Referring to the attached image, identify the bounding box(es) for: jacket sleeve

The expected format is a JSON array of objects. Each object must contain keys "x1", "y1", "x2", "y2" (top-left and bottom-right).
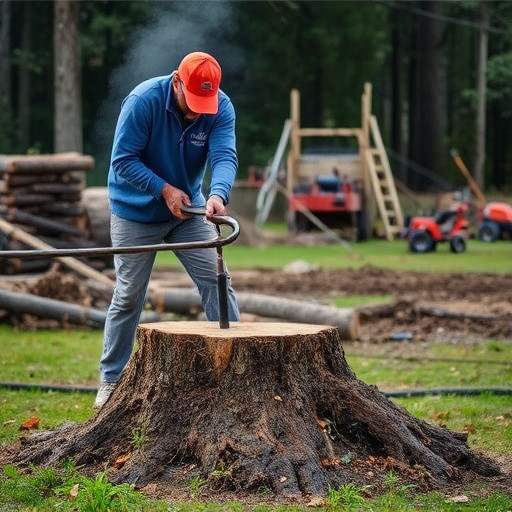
[
  {"x1": 207, "y1": 98, "x2": 238, "y2": 204},
  {"x1": 110, "y1": 95, "x2": 166, "y2": 199}
]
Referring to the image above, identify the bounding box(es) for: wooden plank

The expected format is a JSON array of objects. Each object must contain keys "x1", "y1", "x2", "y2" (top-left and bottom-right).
[
  {"x1": 0, "y1": 193, "x2": 55, "y2": 206},
  {"x1": 31, "y1": 182, "x2": 82, "y2": 194},
  {"x1": 297, "y1": 128, "x2": 361, "y2": 138}
]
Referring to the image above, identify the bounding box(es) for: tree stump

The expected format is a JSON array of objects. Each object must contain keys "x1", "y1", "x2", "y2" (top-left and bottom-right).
[{"x1": 3, "y1": 322, "x2": 500, "y2": 499}]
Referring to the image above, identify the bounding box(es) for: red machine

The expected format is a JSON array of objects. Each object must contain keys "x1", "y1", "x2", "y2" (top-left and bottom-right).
[
  {"x1": 405, "y1": 203, "x2": 469, "y2": 253},
  {"x1": 287, "y1": 173, "x2": 365, "y2": 239},
  {"x1": 478, "y1": 202, "x2": 512, "y2": 242}
]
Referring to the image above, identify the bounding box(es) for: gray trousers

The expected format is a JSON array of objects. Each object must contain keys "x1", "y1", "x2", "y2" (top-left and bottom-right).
[{"x1": 100, "y1": 213, "x2": 240, "y2": 382}]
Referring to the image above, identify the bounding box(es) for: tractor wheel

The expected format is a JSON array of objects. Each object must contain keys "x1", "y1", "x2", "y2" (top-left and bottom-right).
[
  {"x1": 409, "y1": 230, "x2": 434, "y2": 253},
  {"x1": 478, "y1": 221, "x2": 500, "y2": 243},
  {"x1": 450, "y1": 235, "x2": 466, "y2": 253},
  {"x1": 356, "y1": 211, "x2": 368, "y2": 242},
  {"x1": 287, "y1": 211, "x2": 309, "y2": 233}
]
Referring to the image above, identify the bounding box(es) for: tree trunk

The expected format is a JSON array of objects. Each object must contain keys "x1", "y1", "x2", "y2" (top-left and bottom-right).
[
  {"x1": 409, "y1": 1, "x2": 446, "y2": 189},
  {"x1": 2, "y1": 322, "x2": 499, "y2": 499},
  {"x1": 54, "y1": 0, "x2": 83, "y2": 182},
  {"x1": 473, "y1": 2, "x2": 488, "y2": 189},
  {"x1": 18, "y1": 1, "x2": 31, "y2": 151},
  {"x1": 0, "y1": 0, "x2": 12, "y2": 151}
]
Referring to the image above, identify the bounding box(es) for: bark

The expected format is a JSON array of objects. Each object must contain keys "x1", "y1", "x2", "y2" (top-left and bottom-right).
[
  {"x1": 53, "y1": 0, "x2": 82, "y2": 154},
  {"x1": 0, "y1": 154, "x2": 94, "y2": 173},
  {"x1": 473, "y1": 2, "x2": 488, "y2": 189},
  {"x1": 408, "y1": 1, "x2": 446, "y2": 189},
  {"x1": 0, "y1": 216, "x2": 114, "y2": 288},
  {"x1": 0, "y1": 288, "x2": 105, "y2": 327},
  {"x1": 149, "y1": 288, "x2": 360, "y2": 340},
  {"x1": 0, "y1": 0, "x2": 12, "y2": 146},
  {"x1": 2, "y1": 322, "x2": 499, "y2": 498},
  {"x1": 3, "y1": 210, "x2": 85, "y2": 237},
  {"x1": 18, "y1": 1, "x2": 32, "y2": 151}
]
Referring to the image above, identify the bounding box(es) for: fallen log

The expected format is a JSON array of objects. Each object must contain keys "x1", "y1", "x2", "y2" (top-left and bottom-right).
[
  {"x1": 6, "y1": 258, "x2": 53, "y2": 274},
  {"x1": 0, "y1": 288, "x2": 105, "y2": 326},
  {"x1": 5, "y1": 173, "x2": 59, "y2": 187},
  {"x1": 0, "y1": 217, "x2": 114, "y2": 288},
  {"x1": 0, "y1": 193, "x2": 55, "y2": 207},
  {"x1": 3, "y1": 208, "x2": 85, "y2": 237},
  {"x1": 414, "y1": 305, "x2": 502, "y2": 321},
  {"x1": 0, "y1": 153, "x2": 94, "y2": 173},
  {"x1": 41, "y1": 202, "x2": 86, "y2": 216},
  {"x1": 149, "y1": 288, "x2": 359, "y2": 340},
  {"x1": 0, "y1": 288, "x2": 161, "y2": 327},
  {"x1": 30, "y1": 182, "x2": 83, "y2": 194}
]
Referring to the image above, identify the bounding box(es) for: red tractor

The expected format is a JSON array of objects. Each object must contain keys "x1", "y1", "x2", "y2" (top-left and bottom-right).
[
  {"x1": 477, "y1": 202, "x2": 512, "y2": 242},
  {"x1": 405, "y1": 203, "x2": 469, "y2": 253},
  {"x1": 287, "y1": 172, "x2": 366, "y2": 240}
]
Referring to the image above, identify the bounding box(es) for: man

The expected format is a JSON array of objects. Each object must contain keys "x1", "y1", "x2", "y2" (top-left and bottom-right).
[{"x1": 95, "y1": 51, "x2": 240, "y2": 409}]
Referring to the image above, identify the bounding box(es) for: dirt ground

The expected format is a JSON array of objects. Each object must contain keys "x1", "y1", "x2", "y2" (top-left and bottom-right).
[
  {"x1": 228, "y1": 265, "x2": 512, "y2": 343},
  {"x1": 1, "y1": 266, "x2": 511, "y2": 502},
  {"x1": 1, "y1": 265, "x2": 512, "y2": 343}
]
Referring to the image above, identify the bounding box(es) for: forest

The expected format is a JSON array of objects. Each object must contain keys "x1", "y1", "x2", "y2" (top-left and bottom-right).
[{"x1": 1, "y1": 0, "x2": 511, "y2": 192}]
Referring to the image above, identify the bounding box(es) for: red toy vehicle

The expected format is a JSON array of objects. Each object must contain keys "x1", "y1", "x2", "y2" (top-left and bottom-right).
[
  {"x1": 405, "y1": 203, "x2": 469, "y2": 253},
  {"x1": 478, "y1": 202, "x2": 512, "y2": 242}
]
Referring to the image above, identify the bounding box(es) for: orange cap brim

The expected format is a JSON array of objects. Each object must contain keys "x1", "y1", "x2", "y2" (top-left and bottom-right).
[{"x1": 182, "y1": 85, "x2": 219, "y2": 115}]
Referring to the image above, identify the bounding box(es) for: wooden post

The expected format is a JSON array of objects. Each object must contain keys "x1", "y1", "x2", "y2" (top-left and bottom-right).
[
  {"x1": 360, "y1": 83, "x2": 376, "y2": 236},
  {"x1": 288, "y1": 89, "x2": 301, "y2": 194}
]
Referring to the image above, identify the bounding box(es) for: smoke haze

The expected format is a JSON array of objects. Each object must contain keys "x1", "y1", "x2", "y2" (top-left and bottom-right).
[{"x1": 92, "y1": 1, "x2": 240, "y2": 181}]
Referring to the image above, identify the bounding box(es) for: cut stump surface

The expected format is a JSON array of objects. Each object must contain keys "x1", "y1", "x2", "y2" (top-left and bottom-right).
[{"x1": 2, "y1": 322, "x2": 500, "y2": 499}]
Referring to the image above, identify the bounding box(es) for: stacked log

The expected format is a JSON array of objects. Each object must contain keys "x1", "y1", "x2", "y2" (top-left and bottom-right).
[{"x1": 0, "y1": 153, "x2": 98, "y2": 274}]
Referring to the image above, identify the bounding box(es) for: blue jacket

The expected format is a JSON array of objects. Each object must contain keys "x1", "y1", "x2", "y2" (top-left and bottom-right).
[{"x1": 108, "y1": 73, "x2": 238, "y2": 222}]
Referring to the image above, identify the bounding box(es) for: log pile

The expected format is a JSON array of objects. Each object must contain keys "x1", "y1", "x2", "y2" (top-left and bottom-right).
[{"x1": 0, "y1": 153, "x2": 98, "y2": 274}]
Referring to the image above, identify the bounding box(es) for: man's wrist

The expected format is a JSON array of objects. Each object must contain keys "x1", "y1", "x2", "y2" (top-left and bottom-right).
[{"x1": 208, "y1": 194, "x2": 226, "y2": 205}]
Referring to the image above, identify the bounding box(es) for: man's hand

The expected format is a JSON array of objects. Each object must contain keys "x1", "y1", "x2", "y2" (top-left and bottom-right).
[
  {"x1": 206, "y1": 195, "x2": 225, "y2": 218},
  {"x1": 161, "y1": 183, "x2": 190, "y2": 219}
]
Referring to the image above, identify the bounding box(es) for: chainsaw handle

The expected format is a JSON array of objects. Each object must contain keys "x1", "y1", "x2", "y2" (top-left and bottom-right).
[{"x1": 0, "y1": 212, "x2": 239, "y2": 259}]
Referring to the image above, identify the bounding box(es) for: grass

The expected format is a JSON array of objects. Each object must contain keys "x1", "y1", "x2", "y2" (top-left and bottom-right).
[
  {"x1": 0, "y1": 325, "x2": 102, "y2": 385},
  {"x1": 0, "y1": 326, "x2": 511, "y2": 510},
  {"x1": 1, "y1": 464, "x2": 511, "y2": 511},
  {"x1": 1, "y1": 237, "x2": 512, "y2": 510},
  {"x1": 155, "y1": 239, "x2": 512, "y2": 273},
  {"x1": 345, "y1": 340, "x2": 512, "y2": 390}
]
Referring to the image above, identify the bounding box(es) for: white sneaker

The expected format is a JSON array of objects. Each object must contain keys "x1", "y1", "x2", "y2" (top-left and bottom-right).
[{"x1": 94, "y1": 381, "x2": 117, "y2": 409}]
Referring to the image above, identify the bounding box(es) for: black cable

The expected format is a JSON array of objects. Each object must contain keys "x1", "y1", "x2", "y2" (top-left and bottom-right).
[
  {"x1": 0, "y1": 381, "x2": 510, "y2": 398},
  {"x1": 385, "y1": 387, "x2": 512, "y2": 398},
  {"x1": 347, "y1": 354, "x2": 511, "y2": 366}
]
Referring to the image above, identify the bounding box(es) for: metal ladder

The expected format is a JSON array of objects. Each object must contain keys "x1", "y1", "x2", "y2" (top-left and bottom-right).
[{"x1": 365, "y1": 115, "x2": 404, "y2": 240}]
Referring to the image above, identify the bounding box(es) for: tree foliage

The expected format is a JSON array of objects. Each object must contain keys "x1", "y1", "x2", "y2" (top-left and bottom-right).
[{"x1": 1, "y1": 0, "x2": 512, "y2": 191}]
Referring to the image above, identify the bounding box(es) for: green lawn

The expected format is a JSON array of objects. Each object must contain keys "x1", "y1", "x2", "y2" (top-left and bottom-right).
[
  {"x1": 156, "y1": 239, "x2": 512, "y2": 273},
  {"x1": 1, "y1": 237, "x2": 512, "y2": 510}
]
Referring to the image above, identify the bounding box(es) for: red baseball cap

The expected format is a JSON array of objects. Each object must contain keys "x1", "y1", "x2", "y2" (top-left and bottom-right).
[{"x1": 178, "y1": 52, "x2": 222, "y2": 115}]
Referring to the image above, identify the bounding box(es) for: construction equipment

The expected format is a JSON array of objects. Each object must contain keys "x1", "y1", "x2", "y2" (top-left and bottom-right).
[
  {"x1": 478, "y1": 202, "x2": 512, "y2": 242},
  {"x1": 404, "y1": 203, "x2": 470, "y2": 253},
  {"x1": 256, "y1": 83, "x2": 403, "y2": 241}
]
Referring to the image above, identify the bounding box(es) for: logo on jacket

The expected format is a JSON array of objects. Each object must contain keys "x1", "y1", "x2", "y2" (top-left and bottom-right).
[{"x1": 190, "y1": 132, "x2": 207, "y2": 147}]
